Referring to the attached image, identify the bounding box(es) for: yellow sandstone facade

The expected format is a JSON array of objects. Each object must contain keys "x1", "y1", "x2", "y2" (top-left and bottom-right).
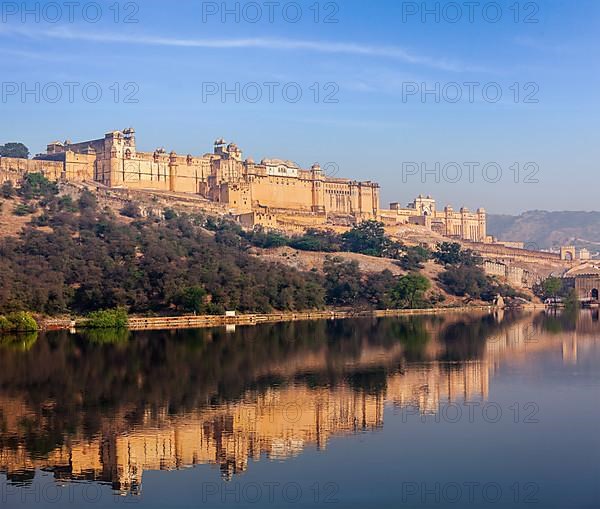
[
  {"x1": 382, "y1": 194, "x2": 487, "y2": 242},
  {"x1": 0, "y1": 128, "x2": 487, "y2": 241}
]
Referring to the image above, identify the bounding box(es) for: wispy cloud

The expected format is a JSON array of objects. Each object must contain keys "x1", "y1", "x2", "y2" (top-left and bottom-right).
[{"x1": 0, "y1": 25, "x2": 492, "y2": 73}]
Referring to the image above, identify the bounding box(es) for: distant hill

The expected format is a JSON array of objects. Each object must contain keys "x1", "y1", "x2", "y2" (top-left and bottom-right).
[{"x1": 488, "y1": 211, "x2": 600, "y2": 251}]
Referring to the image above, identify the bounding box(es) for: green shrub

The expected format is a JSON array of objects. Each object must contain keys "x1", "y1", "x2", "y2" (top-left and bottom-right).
[
  {"x1": 533, "y1": 276, "x2": 568, "y2": 301},
  {"x1": 341, "y1": 220, "x2": 403, "y2": 258},
  {"x1": 244, "y1": 226, "x2": 289, "y2": 248},
  {"x1": 1, "y1": 181, "x2": 15, "y2": 199},
  {"x1": 78, "y1": 190, "x2": 98, "y2": 210},
  {"x1": 0, "y1": 312, "x2": 38, "y2": 332},
  {"x1": 86, "y1": 308, "x2": 129, "y2": 329},
  {"x1": 398, "y1": 246, "x2": 431, "y2": 271},
  {"x1": 391, "y1": 273, "x2": 431, "y2": 309},
  {"x1": 175, "y1": 286, "x2": 208, "y2": 314},
  {"x1": 120, "y1": 201, "x2": 142, "y2": 218},
  {"x1": 289, "y1": 229, "x2": 343, "y2": 252},
  {"x1": 58, "y1": 195, "x2": 78, "y2": 212},
  {"x1": 19, "y1": 173, "x2": 58, "y2": 199},
  {"x1": 13, "y1": 203, "x2": 36, "y2": 216},
  {"x1": 163, "y1": 208, "x2": 178, "y2": 220}
]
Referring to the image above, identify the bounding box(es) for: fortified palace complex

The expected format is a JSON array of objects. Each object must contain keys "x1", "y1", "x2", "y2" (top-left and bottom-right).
[
  {"x1": 0, "y1": 128, "x2": 488, "y2": 242},
  {"x1": 1, "y1": 128, "x2": 597, "y2": 295}
]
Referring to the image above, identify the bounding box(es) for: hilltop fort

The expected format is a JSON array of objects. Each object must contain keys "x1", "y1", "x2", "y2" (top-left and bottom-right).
[
  {"x1": 0, "y1": 128, "x2": 488, "y2": 242},
  {"x1": 2, "y1": 128, "x2": 592, "y2": 291}
]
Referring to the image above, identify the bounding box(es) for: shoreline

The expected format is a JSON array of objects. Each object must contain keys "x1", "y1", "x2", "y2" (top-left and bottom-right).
[{"x1": 41, "y1": 304, "x2": 546, "y2": 333}]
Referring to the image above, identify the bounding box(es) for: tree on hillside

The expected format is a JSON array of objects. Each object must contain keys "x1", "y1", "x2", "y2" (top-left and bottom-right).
[
  {"x1": 398, "y1": 245, "x2": 431, "y2": 271},
  {"x1": 439, "y1": 265, "x2": 493, "y2": 300},
  {"x1": 323, "y1": 257, "x2": 362, "y2": 306},
  {"x1": 176, "y1": 286, "x2": 208, "y2": 314},
  {"x1": 120, "y1": 201, "x2": 142, "y2": 218},
  {"x1": 391, "y1": 273, "x2": 431, "y2": 309},
  {"x1": 0, "y1": 143, "x2": 29, "y2": 159},
  {"x1": 433, "y1": 242, "x2": 462, "y2": 265},
  {"x1": 1, "y1": 181, "x2": 15, "y2": 199},
  {"x1": 342, "y1": 220, "x2": 387, "y2": 256},
  {"x1": 78, "y1": 190, "x2": 98, "y2": 211},
  {"x1": 362, "y1": 270, "x2": 397, "y2": 309},
  {"x1": 289, "y1": 228, "x2": 343, "y2": 252},
  {"x1": 542, "y1": 277, "x2": 562, "y2": 299},
  {"x1": 18, "y1": 173, "x2": 58, "y2": 200},
  {"x1": 533, "y1": 276, "x2": 565, "y2": 301},
  {"x1": 341, "y1": 220, "x2": 403, "y2": 258},
  {"x1": 244, "y1": 225, "x2": 288, "y2": 248},
  {"x1": 433, "y1": 242, "x2": 481, "y2": 266},
  {"x1": 433, "y1": 242, "x2": 498, "y2": 301}
]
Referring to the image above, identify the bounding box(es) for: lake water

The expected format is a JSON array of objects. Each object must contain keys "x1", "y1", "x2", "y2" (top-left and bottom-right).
[{"x1": 0, "y1": 310, "x2": 599, "y2": 508}]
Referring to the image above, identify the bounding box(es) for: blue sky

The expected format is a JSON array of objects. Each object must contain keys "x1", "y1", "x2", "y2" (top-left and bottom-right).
[{"x1": 1, "y1": 0, "x2": 599, "y2": 214}]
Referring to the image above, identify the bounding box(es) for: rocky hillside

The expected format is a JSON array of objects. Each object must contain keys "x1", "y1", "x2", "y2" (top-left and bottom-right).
[{"x1": 488, "y1": 211, "x2": 600, "y2": 251}]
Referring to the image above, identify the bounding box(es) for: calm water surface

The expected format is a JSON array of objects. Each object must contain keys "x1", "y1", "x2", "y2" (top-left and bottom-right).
[{"x1": 0, "y1": 310, "x2": 599, "y2": 508}]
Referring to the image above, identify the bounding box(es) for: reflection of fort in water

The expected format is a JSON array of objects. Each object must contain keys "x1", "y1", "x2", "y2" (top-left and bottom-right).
[{"x1": 0, "y1": 311, "x2": 597, "y2": 493}]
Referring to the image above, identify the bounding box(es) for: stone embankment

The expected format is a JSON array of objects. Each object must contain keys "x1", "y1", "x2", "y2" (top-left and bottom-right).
[{"x1": 37, "y1": 305, "x2": 543, "y2": 332}]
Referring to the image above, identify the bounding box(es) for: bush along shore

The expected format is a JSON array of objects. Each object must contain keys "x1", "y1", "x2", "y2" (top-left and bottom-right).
[
  {"x1": 0, "y1": 312, "x2": 38, "y2": 332},
  {"x1": 0, "y1": 312, "x2": 39, "y2": 351}
]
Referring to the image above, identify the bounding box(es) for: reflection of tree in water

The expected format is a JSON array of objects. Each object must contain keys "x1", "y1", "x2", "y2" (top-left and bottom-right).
[
  {"x1": 80, "y1": 328, "x2": 131, "y2": 345},
  {"x1": 533, "y1": 308, "x2": 579, "y2": 334},
  {"x1": 346, "y1": 368, "x2": 388, "y2": 396},
  {"x1": 386, "y1": 318, "x2": 431, "y2": 362},
  {"x1": 0, "y1": 313, "x2": 535, "y2": 464},
  {"x1": 0, "y1": 332, "x2": 38, "y2": 352},
  {"x1": 14, "y1": 415, "x2": 65, "y2": 460},
  {"x1": 439, "y1": 311, "x2": 523, "y2": 362}
]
